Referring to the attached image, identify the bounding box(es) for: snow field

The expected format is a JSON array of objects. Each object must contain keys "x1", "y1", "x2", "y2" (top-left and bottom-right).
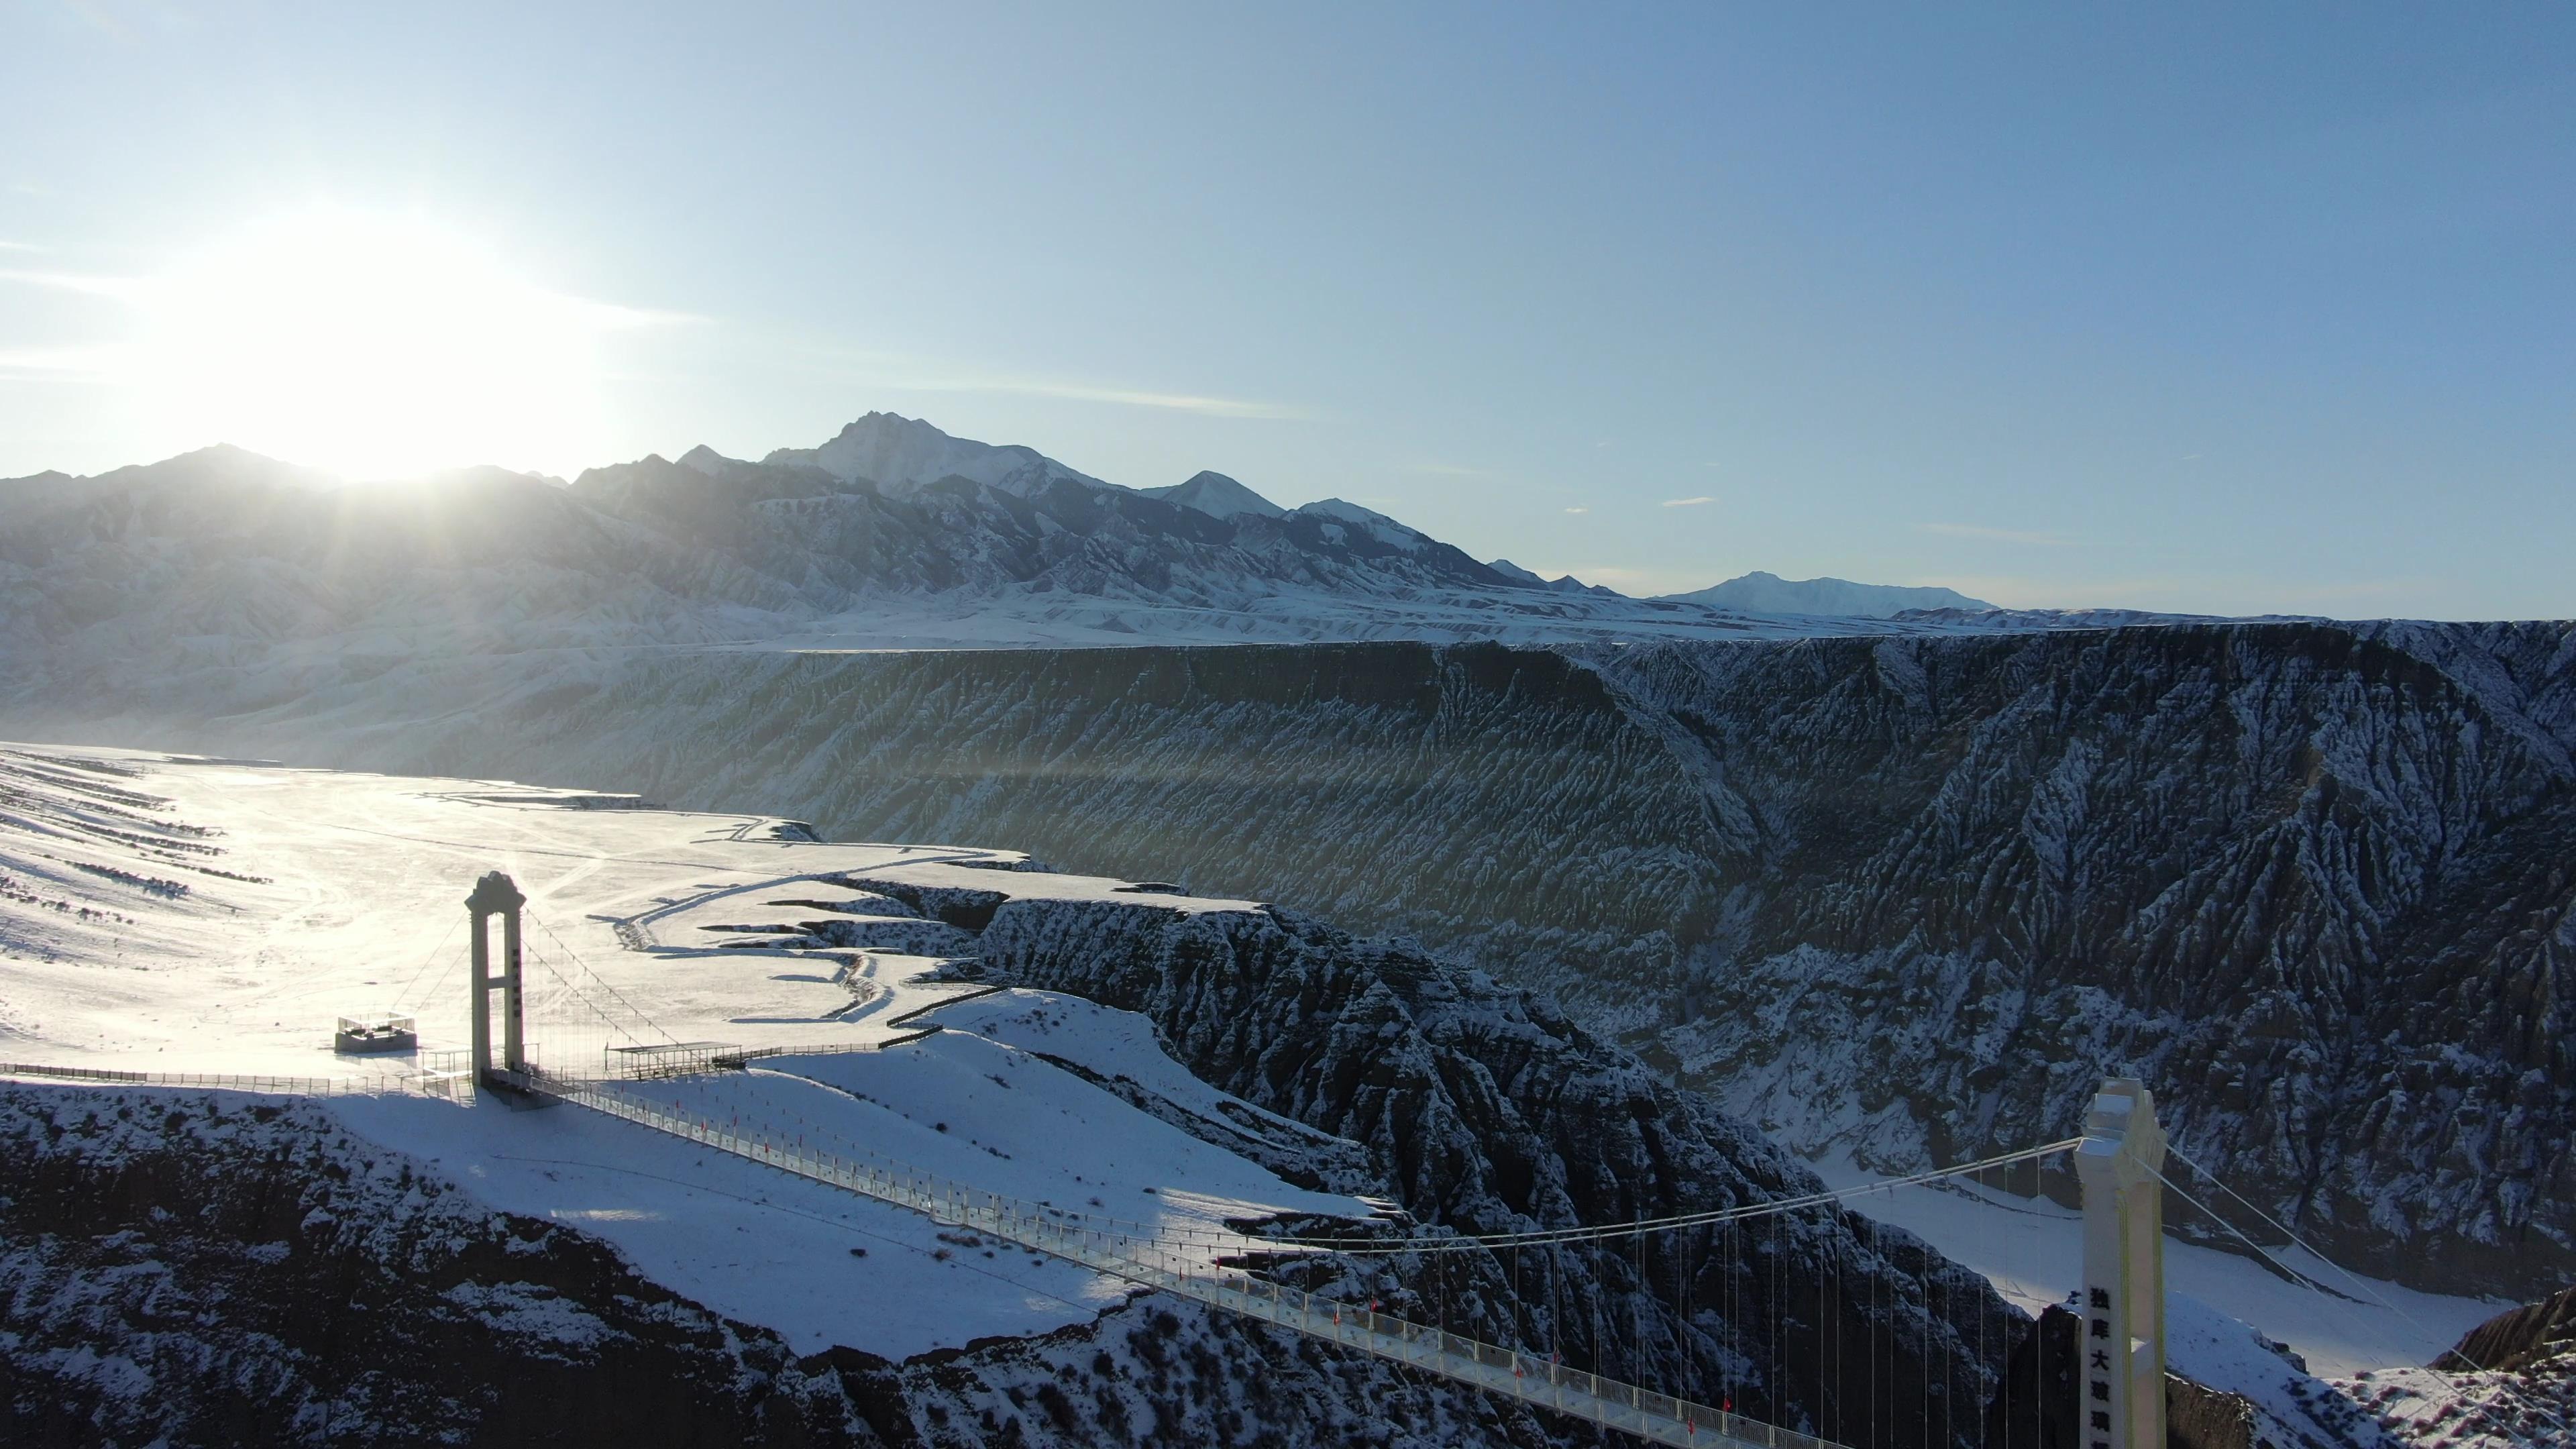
[
  {"x1": 3, "y1": 744, "x2": 1383, "y2": 1360},
  {"x1": 1811, "y1": 1150, "x2": 2514, "y2": 1446}
]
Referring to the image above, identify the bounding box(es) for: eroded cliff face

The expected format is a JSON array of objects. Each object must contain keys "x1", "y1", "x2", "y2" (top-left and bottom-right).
[
  {"x1": 1591, "y1": 625, "x2": 2575, "y2": 1299},
  {"x1": 15, "y1": 624, "x2": 2571, "y2": 1297},
  {"x1": 947, "y1": 892, "x2": 2023, "y2": 1446}
]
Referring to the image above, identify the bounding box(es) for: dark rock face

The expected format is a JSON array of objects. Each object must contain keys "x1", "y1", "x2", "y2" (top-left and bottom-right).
[
  {"x1": 2352, "y1": 1283, "x2": 2576, "y2": 1449},
  {"x1": 2163, "y1": 1376, "x2": 2261, "y2": 1449},
  {"x1": 2437, "y1": 1286, "x2": 2576, "y2": 1375},
  {"x1": 13, "y1": 624, "x2": 2569, "y2": 1299}
]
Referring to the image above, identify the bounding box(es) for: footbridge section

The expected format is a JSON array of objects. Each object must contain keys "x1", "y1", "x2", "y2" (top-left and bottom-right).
[{"x1": 504, "y1": 1067, "x2": 1846, "y2": 1449}]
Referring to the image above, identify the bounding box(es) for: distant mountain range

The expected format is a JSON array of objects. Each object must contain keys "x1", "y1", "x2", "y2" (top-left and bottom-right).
[
  {"x1": 1660, "y1": 571, "x2": 1996, "y2": 618},
  {"x1": 3, "y1": 411, "x2": 2171, "y2": 708}
]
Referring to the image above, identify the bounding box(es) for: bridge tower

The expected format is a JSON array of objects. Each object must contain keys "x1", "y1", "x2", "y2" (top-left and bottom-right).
[
  {"x1": 2074, "y1": 1079, "x2": 2167, "y2": 1449},
  {"x1": 464, "y1": 871, "x2": 528, "y2": 1086}
]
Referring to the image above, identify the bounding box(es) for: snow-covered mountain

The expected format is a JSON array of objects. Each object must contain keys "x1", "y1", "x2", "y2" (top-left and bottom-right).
[
  {"x1": 1140, "y1": 468, "x2": 1286, "y2": 519},
  {"x1": 761, "y1": 409, "x2": 1115, "y2": 496},
  {"x1": 1663, "y1": 571, "x2": 1997, "y2": 617},
  {"x1": 0, "y1": 417, "x2": 2084, "y2": 688}
]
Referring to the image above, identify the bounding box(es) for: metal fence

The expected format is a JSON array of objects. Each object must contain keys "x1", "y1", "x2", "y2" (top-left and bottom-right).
[{"x1": 0, "y1": 1060, "x2": 458, "y2": 1097}]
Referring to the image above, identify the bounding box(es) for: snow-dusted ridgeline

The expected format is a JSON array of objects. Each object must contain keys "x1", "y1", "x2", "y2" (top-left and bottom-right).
[{"x1": 0, "y1": 415, "x2": 2219, "y2": 696}]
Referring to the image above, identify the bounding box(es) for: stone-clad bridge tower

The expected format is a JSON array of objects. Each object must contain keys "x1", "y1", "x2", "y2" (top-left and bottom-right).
[
  {"x1": 2075, "y1": 1079, "x2": 2168, "y2": 1449},
  {"x1": 465, "y1": 871, "x2": 527, "y2": 1086}
]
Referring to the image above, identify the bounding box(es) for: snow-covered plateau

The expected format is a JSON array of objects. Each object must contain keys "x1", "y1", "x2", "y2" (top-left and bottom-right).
[{"x1": 1, "y1": 745, "x2": 2562, "y2": 1448}]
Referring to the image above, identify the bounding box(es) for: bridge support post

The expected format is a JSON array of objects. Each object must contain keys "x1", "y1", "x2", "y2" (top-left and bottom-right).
[
  {"x1": 465, "y1": 871, "x2": 527, "y2": 1087},
  {"x1": 2074, "y1": 1079, "x2": 2167, "y2": 1449}
]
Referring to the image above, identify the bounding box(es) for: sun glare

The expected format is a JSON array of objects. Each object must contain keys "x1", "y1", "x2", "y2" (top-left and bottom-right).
[{"x1": 138, "y1": 211, "x2": 617, "y2": 479}]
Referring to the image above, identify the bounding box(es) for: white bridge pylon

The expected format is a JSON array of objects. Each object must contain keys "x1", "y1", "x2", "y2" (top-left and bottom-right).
[
  {"x1": 464, "y1": 869, "x2": 527, "y2": 1084},
  {"x1": 462, "y1": 873, "x2": 2167, "y2": 1448},
  {"x1": 2075, "y1": 1081, "x2": 2167, "y2": 1449}
]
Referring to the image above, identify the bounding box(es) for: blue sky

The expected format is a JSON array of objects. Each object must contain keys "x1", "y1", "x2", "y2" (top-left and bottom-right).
[{"x1": 3, "y1": 3, "x2": 2569, "y2": 616}]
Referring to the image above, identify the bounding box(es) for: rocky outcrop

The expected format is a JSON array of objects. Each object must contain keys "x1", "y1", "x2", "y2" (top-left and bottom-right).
[
  {"x1": 2343, "y1": 1283, "x2": 2576, "y2": 1449},
  {"x1": 2436, "y1": 1287, "x2": 2576, "y2": 1376}
]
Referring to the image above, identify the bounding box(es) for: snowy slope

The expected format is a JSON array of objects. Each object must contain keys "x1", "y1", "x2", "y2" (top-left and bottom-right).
[
  {"x1": 0, "y1": 743, "x2": 1376, "y2": 1362},
  {"x1": 1809, "y1": 1155, "x2": 2500, "y2": 1379}
]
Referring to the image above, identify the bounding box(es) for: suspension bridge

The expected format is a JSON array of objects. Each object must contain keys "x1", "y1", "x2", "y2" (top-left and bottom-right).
[{"x1": 415, "y1": 870, "x2": 2280, "y2": 1448}]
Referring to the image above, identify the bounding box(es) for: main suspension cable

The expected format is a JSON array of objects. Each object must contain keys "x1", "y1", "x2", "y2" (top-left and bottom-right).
[{"x1": 1253, "y1": 1138, "x2": 2087, "y2": 1256}]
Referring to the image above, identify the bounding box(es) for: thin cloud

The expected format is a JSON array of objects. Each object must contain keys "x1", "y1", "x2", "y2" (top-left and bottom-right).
[
  {"x1": 796, "y1": 338, "x2": 1312, "y2": 421},
  {"x1": 910, "y1": 375, "x2": 1310, "y2": 420},
  {"x1": 576, "y1": 298, "x2": 707, "y2": 329},
  {"x1": 1, "y1": 259, "x2": 690, "y2": 330},
  {"x1": 0, "y1": 344, "x2": 119, "y2": 374},
  {"x1": 1660, "y1": 495, "x2": 1715, "y2": 508},
  {"x1": 1562, "y1": 506, "x2": 1589, "y2": 515},
  {"x1": 0, "y1": 240, "x2": 40, "y2": 253},
  {"x1": 1407, "y1": 462, "x2": 1487, "y2": 477},
  {"x1": 0, "y1": 267, "x2": 142, "y2": 299},
  {"x1": 1917, "y1": 521, "x2": 2078, "y2": 547}
]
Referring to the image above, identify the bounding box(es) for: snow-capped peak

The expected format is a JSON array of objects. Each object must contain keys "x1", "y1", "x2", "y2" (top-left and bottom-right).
[
  {"x1": 678, "y1": 444, "x2": 735, "y2": 476},
  {"x1": 1294, "y1": 498, "x2": 1432, "y2": 553},
  {"x1": 1142, "y1": 470, "x2": 1285, "y2": 521},
  {"x1": 763, "y1": 411, "x2": 1109, "y2": 497}
]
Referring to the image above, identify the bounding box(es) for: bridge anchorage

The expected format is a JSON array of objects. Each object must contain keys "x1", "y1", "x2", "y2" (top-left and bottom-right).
[{"x1": 458, "y1": 872, "x2": 2169, "y2": 1449}]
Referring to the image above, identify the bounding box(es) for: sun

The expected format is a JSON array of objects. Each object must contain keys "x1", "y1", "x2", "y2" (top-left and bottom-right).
[{"x1": 138, "y1": 211, "x2": 617, "y2": 480}]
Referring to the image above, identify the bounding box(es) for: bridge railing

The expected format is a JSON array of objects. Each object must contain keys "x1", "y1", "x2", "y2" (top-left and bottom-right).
[
  {"x1": 513, "y1": 1069, "x2": 1841, "y2": 1449},
  {"x1": 0, "y1": 1060, "x2": 450, "y2": 1096}
]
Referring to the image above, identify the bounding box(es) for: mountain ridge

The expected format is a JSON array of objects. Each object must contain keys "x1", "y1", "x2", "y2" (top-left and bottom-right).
[
  {"x1": 0, "y1": 415, "x2": 2023, "y2": 635},
  {"x1": 1662, "y1": 570, "x2": 1996, "y2": 617}
]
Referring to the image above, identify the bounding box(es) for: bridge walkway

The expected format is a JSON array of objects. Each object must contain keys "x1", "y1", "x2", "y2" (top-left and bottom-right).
[{"x1": 505, "y1": 1068, "x2": 1847, "y2": 1449}]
